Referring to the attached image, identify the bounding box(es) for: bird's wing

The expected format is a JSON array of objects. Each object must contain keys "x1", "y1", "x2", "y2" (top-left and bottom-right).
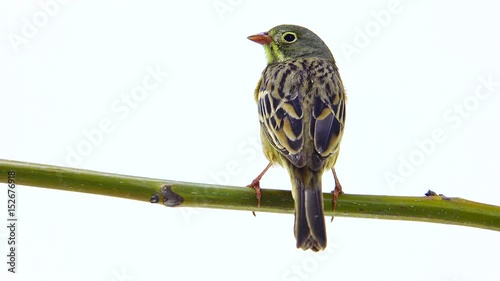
[
  {"x1": 257, "y1": 59, "x2": 346, "y2": 170},
  {"x1": 309, "y1": 66, "x2": 346, "y2": 170}
]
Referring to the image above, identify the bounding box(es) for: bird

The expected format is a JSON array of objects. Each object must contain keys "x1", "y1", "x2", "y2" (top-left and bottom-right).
[{"x1": 247, "y1": 24, "x2": 346, "y2": 252}]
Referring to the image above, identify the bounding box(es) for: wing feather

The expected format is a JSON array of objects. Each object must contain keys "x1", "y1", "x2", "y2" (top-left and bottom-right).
[{"x1": 257, "y1": 58, "x2": 345, "y2": 170}]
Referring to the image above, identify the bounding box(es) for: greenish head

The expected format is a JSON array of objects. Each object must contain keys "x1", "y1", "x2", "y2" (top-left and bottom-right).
[{"x1": 248, "y1": 24, "x2": 334, "y2": 64}]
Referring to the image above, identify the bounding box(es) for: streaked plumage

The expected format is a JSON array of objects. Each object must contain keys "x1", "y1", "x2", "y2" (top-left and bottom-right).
[{"x1": 248, "y1": 25, "x2": 346, "y2": 251}]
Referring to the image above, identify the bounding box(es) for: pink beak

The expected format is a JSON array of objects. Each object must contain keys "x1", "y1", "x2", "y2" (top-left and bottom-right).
[{"x1": 247, "y1": 32, "x2": 272, "y2": 45}]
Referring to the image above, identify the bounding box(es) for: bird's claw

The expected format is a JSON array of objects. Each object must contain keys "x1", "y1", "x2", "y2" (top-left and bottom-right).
[
  {"x1": 247, "y1": 180, "x2": 262, "y2": 208},
  {"x1": 330, "y1": 183, "x2": 343, "y2": 222}
]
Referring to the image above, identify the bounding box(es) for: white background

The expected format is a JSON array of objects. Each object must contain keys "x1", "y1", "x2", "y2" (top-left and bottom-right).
[{"x1": 1, "y1": 0, "x2": 500, "y2": 280}]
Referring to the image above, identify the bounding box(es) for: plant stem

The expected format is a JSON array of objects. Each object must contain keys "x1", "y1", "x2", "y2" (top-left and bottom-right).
[{"x1": 1, "y1": 159, "x2": 499, "y2": 231}]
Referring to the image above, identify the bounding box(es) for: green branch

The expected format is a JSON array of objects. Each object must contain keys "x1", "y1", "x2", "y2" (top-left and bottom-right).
[{"x1": 1, "y1": 159, "x2": 499, "y2": 231}]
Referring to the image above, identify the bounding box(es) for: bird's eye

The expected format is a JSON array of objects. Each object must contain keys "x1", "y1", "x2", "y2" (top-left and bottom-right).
[{"x1": 282, "y1": 32, "x2": 297, "y2": 43}]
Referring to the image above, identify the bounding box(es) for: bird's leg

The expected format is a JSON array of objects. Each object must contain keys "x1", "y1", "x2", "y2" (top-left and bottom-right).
[
  {"x1": 331, "y1": 167, "x2": 343, "y2": 222},
  {"x1": 247, "y1": 162, "x2": 272, "y2": 207}
]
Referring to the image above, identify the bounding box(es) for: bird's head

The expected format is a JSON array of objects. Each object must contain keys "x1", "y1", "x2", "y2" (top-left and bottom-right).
[{"x1": 248, "y1": 24, "x2": 334, "y2": 64}]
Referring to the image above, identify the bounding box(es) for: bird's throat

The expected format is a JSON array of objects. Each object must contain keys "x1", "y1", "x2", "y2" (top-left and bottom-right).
[{"x1": 264, "y1": 44, "x2": 285, "y2": 64}]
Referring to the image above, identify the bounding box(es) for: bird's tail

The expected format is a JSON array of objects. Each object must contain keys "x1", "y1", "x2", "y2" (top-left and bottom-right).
[{"x1": 290, "y1": 168, "x2": 327, "y2": 252}]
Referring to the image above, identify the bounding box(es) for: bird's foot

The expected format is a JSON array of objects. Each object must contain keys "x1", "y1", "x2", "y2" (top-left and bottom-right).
[
  {"x1": 330, "y1": 184, "x2": 343, "y2": 222},
  {"x1": 332, "y1": 183, "x2": 343, "y2": 210},
  {"x1": 247, "y1": 163, "x2": 272, "y2": 208},
  {"x1": 331, "y1": 168, "x2": 343, "y2": 222},
  {"x1": 247, "y1": 179, "x2": 262, "y2": 208}
]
